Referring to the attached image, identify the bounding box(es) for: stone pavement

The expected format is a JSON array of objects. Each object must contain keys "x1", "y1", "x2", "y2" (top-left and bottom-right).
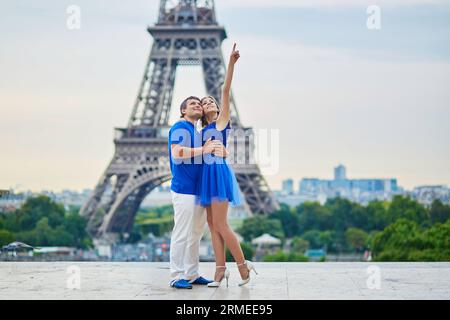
[{"x1": 0, "y1": 262, "x2": 449, "y2": 300}]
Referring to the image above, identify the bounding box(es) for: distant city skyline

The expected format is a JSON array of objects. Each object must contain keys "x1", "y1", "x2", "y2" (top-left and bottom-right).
[
  {"x1": 5, "y1": 163, "x2": 448, "y2": 195},
  {"x1": 276, "y1": 164, "x2": 449, "y2": 207},
  {"x1": 2, "y1": 170, "x2": 447, "y2": 212},
  {"x1": 1, "y1": 1, "x2": 449, "y2": 192}
]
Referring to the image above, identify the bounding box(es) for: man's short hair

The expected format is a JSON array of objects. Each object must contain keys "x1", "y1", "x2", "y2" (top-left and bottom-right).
[{"x1": 180, "y1": 96, "x2": 201, "y2": 118}]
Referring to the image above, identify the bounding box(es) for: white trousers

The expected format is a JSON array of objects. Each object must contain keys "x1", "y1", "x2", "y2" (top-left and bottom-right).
[{"x1": 169, "y1": 191, "x2": 206, "y2": 282}]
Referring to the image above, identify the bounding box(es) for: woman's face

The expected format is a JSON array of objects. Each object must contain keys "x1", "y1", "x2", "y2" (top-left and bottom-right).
[{"x1": 201, "y1": 96, "x2": 219, "y2": 118}]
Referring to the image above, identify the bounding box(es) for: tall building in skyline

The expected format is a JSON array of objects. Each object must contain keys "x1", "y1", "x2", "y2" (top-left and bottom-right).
[
  {"x1": 334, "y1": 164, "x2": 347, "y2": 181},
  {"x1": 282, "y1": 179, "x2": 294, "y2": 195},
  {"x1": 295, "y1": 164, "x2": 403, "y2": 205}
]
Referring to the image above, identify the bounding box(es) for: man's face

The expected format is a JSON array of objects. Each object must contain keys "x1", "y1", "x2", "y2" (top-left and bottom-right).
[{"x1": 184, "y1": 98, "x2": 203, "y2": 119}]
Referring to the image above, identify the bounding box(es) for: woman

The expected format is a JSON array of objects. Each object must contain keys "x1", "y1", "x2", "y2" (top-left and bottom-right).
[{"x1": 197, "y1": 43, "x2": 257, "y2": 287}]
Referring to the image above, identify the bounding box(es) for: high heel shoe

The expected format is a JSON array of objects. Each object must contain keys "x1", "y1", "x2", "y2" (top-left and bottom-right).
[
  {"x1": 237, "y1": 260, "x2": 258, "y2": 286},
  {"x1": 207, "y1": 266, "x2": 230, "y2": 288}
]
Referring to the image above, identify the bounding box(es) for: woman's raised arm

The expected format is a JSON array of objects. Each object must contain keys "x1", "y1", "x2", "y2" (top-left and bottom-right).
[{"x1": 216, "y1": 43, "x2": 240, "y2": 131}]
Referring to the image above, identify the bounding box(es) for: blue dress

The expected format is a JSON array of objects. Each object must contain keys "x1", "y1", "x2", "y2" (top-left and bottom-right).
[{"x1": 197, "y1": 121, "x2": 242, "y2": 207}]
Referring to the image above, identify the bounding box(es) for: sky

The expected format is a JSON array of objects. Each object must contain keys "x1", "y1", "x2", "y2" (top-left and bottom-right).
[{"x1": 0, "y1": 0, "x2": 449, "y2": 193}]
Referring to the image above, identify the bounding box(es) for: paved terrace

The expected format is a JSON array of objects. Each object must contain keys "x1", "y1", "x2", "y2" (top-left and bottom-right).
[{"x1": 0, "y1": 262, "x2": 449, "y2": 300}]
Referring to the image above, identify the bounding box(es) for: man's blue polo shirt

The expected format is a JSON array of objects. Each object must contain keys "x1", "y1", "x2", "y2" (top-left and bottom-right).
[{"x1": 168, "y1": 120, "x2": 202, "y2": 195}]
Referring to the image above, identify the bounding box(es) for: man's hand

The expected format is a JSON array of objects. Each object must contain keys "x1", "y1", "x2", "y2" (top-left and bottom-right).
[
  {"x1": 202, "y1": 139, "x2": 223, "y2": 154},
  {"x1": 202, "y1": 139, "x2": 229, "y2": 158},
  {"x1": 212, "y1": 144, "x2": 229, "y2": 158}
]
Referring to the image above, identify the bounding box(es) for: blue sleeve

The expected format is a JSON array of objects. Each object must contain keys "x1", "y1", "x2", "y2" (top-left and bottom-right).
[{"x1": 169, "y1": 122, "x2": 193, "y2": 148}]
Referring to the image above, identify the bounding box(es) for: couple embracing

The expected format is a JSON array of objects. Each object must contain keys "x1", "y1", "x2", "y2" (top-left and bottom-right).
[{"x1": 168, "y1": 44, "x2": 257, "y2": 289}]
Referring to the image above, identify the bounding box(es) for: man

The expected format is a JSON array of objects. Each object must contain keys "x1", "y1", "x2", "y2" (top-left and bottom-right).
[{"x1": 168, "y1": 96, "x2": 228, "y2": 289}]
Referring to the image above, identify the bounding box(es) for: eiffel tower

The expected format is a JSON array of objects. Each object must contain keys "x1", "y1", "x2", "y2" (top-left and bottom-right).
[{"x1": 80, "y1": 0, "x2": 279, "y2": 239}]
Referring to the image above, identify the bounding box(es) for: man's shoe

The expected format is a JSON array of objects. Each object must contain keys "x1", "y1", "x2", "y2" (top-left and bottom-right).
[
  {"x1": 190, "y1": 276, "x2": 213, "y2": 285},
  {"x1": 170, "y1": 279, "x2": 193, "y2": 289}
]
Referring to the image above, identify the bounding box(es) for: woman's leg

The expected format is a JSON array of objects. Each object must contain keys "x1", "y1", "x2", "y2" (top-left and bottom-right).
[
  {"x1": 206, "y1": 205, "x2": 226, "y2": 281},
  {"x1": 211, "y1": 200, "x2": 249, "y2": 280}
]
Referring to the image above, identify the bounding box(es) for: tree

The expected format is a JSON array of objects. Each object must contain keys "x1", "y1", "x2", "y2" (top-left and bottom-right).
[
  {"x1": 317, "y1": 230, "x2": 336, "y2": 252},
  {"x1": 296, "y1": 201, "x2": 332, "y2": 233},
  {"x1": 0, "y1": 229, "x2": 15, "y2": 247},
  {"x1": 269, "y1": 205, "x2": 300, "y2": 238},
  {"x1": 302, "y1": 230, "x2": 333, "y2": 250},
  {"x1": 15, "y1": 196, "x2": 66, "y2": 231},
  {"x1": 4, "y1": 196, "x2": 93, "y2": 249},
  {"x1": 290, "y1": 237, "x2": 309, "y2": 254},
  {"x1": 371, "y1": 219, "x2": 450, "y2": 261},
  {"x1": 345, "y1": 228, "x2": 368, "y2": 252},
  {"x1": 328, "y1": 199, "x2": 370, "y2": 232},
  {"x1": 135, "y1": 215, "x2": 174, "y2": 237},
  {"x1": 366, "y1": 200, "x2": 390, "y2": 230},
  {"x1": 422, "y1": 220, "x2": 450, "y2": 258},
  {"x1": 236, "y1": 216, "x2": 284, "y2": 242},
  {"x1": 63, "y1": 212, "x2": 92, "y2": 249},
  {"x1": 19, "y1": 217, "x2": 53, "y2": 246},
  {"x1": 134, "y1": 205, "x2": 175, "y2": 237},
  {"x1": 348, "y1": 205, "x2": 371, "y2": 231},
  {"x1": 429, "y1": 199, "x2": 450, "y2": 225},
  {"x1": 387, "y1": 195, "x2": 429, "y2": 227}
]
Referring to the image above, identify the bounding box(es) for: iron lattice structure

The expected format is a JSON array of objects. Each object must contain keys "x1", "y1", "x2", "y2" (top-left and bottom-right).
[{"x1": 80, "y1": 0, "x2": 279, "y2": 238}]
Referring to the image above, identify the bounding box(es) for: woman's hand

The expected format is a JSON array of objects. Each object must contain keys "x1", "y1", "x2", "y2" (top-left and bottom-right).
[
  {"x1": 230, "y1": 43, "x2": 240, "y2": 65},
  {"x1": 216, "y1": 43, "x2": 239, "y2": 131},
  {"x1": 202, "y1": 139, "x2": 224, "y2": 155}
]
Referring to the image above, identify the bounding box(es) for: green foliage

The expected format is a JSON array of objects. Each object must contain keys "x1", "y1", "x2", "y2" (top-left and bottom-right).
[
  {"x1": 301, "y1": 229, "x2": 335, "y2": 251},
  {"x1": 324, "y1": 198, "x2": 355, "y2": 232},
  {"x1": 236, "y1": 194, "x2": 450, "y2": 261},
  {"x1": 134, "y1": 205, "x2": 174, "y2": 237},
  {"x1": 345, "y1": 228, "x2": 368, "y2": 252},
  {"x1": 226, "y1": 242, "x2": 254, "y2": 262},
  {"x1": 429, "y1": 199, "x2": 450, "y2": 224},
  {"x1": 236, "y1": 215, "x2": 284, "y2": 242},
  {"x1": 2, "y1": 192, "x2": 448, "y2": 262},
  {"x1": 366, "y1": 200, "x2": 390, "y2": 230},
  {"x1": 0, "y1": 196, "x2": 92, "y2": 249},
  {"x1": 17, "y1": 196, "x2": 65, "y2": 231},
  {"x1": 290, "y1": 236, "x2": 309, "y2": 254},
  {"x1": 372, "y1": 219, "x2": 450, "y2": 261},
  {"x1": 120, "y1": 224, "x2": 143, "y2": 244},
  {"x1": 296, "y1": 202, "x2": 332, "y2": 233},
  {"x1": 0, "y1": 229, "x2": 15, "y2": 246},
  {"x1": 387, "y1": 195, "x2": 430, "y2": 227},
  {"x1": 138, "y1": 205, "x2": 174, "y2": 216},
  {"x1": 263, "y1": 251, "x2": 308, "y2": 262},
  {"x1": 269, "y1": 204, "x2": 300, "y2": 238}
]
